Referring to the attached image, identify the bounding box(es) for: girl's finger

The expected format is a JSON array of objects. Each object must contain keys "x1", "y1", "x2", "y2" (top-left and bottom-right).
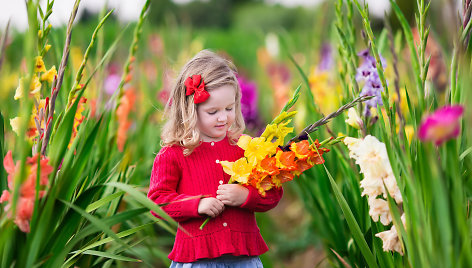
[
  {"x1": 207, "y1": 210, "x2": 215, "y2": 218},
  {"x1": 221, "y1": 199, "x2": 231, "y2": 206},
  {"x1": 218, "y1": 184, "x2": 230, "y2": 191},
  {"x1": 209, "y1": 208, "x2": 218, "y2": 217}
]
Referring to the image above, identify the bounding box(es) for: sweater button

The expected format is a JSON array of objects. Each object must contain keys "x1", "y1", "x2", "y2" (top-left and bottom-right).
[
  {"x1": 223, "y1": 222, "x2": 228, "y2": 227},
  {"x1": 219, "y1": 180, "x2": 223, "y2": 185},
  {"x1": 215, "y1": 159, "x2": 220, "y2": 163},
  {"x1": 211, "y1": 142, "x2": 215, "y2": 146}
]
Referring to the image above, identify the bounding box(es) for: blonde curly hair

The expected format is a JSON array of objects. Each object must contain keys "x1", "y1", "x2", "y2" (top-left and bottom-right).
[{"x1": 161, "y1": 50, "x2": 245, "y2": 156}]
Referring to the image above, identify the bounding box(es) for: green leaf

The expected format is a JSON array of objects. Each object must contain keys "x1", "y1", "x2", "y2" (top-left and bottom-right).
[
  {"x1": 48, "y1": 91, "x2": 83, "y2": 169},
  {"x1": 323, "y1": 165, "x2": 378, "y2": 267},
  {"x1": 460, "y1": 146, "x2": 472, "y2": 161},
  {"x1": 76, "y1": 250, "x2": 141, "y2": 263},
  {"x1": 50, "y1": 199, "x2": 135, "y2": 268},
  {"x1": 86, "y1": 191, "x2": 125, "y2": 213},
  {"x1": 287, "y1": 53, "x2": 318, "y2": 114},
  {"x1": 56, "y1": 116, "x2": 103, "y2": 200},
  {"x1": 70, "y1": 208, "x2": 149, "y2": 245},
  {"x1": 42, "y1": 186, "x2": 103, "y2": 264},
  {"x1": 63, "y1": 223, "x2": 152, "y2": 266},
  {"x1": 106, "y1": 182, "x2": 179, "y2": 233},
  {"x1": 389, "y1": 0, "x2": 424, "y2": 108},
  {"x1": 377, "y1": 28, "x2": 388, "y2": 54}
]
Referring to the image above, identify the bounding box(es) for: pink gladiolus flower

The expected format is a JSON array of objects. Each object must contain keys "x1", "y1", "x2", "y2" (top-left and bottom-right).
[
  {"x1": 15, "y1": 198, "x2": 34, "y2": 233},
  {"x1": 418, "y1": 105, "x2": 464, "y2": 145},
  {"x1": 1, "y1": 151, "x2": 53, "y2": 233}
]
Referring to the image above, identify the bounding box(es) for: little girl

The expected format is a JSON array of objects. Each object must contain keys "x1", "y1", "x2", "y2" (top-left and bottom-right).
[{"x1": 148, "y1": 50, "x2": 283, "y2": 267}]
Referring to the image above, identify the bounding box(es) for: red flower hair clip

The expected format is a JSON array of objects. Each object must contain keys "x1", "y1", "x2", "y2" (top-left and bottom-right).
[{"x1": 185, "y1": 75, "x2": 209, "y2": 104}]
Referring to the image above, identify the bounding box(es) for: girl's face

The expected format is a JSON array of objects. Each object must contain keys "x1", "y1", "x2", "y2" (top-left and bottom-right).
[{"x1": 196, "y1": 85, "x2": 236, "y2": 142}]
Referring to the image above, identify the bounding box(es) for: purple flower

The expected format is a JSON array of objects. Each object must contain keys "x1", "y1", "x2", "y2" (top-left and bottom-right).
[
  {"x1": 318, "y1": 43, "x2": 333, "y2": 71},
  {"x1": 418, "y1": 105, "x2": 464, "y2": 145},
  {"x1": 356, "y1": 49, "x2": 387, "y2": 116},
  {"x1": 237, "y1": 75, "x2": 263, "y2": 132}
]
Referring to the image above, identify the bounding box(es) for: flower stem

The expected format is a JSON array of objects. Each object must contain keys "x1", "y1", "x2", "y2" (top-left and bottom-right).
[
  {"x1": 284, "y1": 95, "x2": 372, "y2": 146},
  {"x1": 199, "y1": 217, "x2": 210, "y2": 230}
]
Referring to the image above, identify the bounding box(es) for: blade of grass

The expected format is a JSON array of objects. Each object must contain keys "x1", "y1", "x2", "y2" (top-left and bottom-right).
[
  {"x1": 86, "y1": 191, "x2": 126, "y2": 213},
  {"x1": 106, "y1": 182, "x2": 180, "y2": 233},
  {"x1": 51, "y1": 199, "x2": 137, "y2": 268},
  {"x1": 74, "y1": 250, "x2": 141, "y2": 263},
  {"x1": 63, "y1": 223, "x2": 152, "y2": 266}
]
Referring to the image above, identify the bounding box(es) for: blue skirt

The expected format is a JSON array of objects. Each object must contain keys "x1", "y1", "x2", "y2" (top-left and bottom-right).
[{"x1": 170, "y1": 255, "x2": 263, "y2": 268}]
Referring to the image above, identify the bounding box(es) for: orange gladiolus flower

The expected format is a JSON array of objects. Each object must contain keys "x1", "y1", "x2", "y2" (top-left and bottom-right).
[
  {"x1": 68, "y1": 97, "x2": 87, "y2": 149},
  {"x1": 275, "y1": 148, "x2": 297, "y2": 171},
  {"x1": 272, "y1": 170, "x2": 294, "y2": 187},
  {"x1": 290, "y1": 140, "x2": 314, "y2": 160},
  {"x1": 257, "y1": 157, "x2": 279, "y2": 176},
  {"x1": 116, "y1": 89, "x2": 136, "y2": 152},
  {"x1": 308, "y1": 143, "x2": 330, "y2": 166},
  {"x1": 293, "y1": 159, "x2": 315, "y2": 176},
  {"x1": 248, "y1": 172, "x2": 273, "y2": 197}
]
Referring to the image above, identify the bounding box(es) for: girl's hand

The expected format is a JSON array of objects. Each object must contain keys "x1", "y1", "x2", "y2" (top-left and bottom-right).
[
  {"x1": 216, "y1": 184, "x2": 249, "y2": 207},
  {"x1": 198, "y1": 197, "x2": 225, "y2": 218}
]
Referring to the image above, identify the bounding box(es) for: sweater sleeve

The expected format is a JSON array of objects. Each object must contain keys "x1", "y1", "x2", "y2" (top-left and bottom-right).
[
  {"x1": 147, "y1": 147, "x2": 202, "y2": 222},
  {"x1": 240, "y1": 185, "x2": 283, "y2": 212}
]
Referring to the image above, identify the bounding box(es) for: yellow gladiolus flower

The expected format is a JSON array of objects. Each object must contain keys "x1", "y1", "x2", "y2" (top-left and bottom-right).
[
  {"x1": 261, "y1": 120, "x2": 293, "y2": 146},
  {"x1": 14, "y1": 76, "x2": 41, "y2": 100},
  {"x1": 220, "y1": 158, "x2": 253, "y2": 184},
  {"x1": 272, "y1": 111, "x2": 297, "y2": 124},
  {"x1": 244, "y1": 137, "x2": 277, "y2": 166},
  {"x1": 237, "y1": 135, "x2": 252, "y2": 150},
  {"x1": 10, "y1": 116, "x2": 37, "y2": 138},
  {"x1": 404, "y1": 125, "x2": 414, "y2": 144},
  {"x1": 34, "y1": 56, "x2": 46, "y2": 73},
  {"x1": 10, "y1": 117, "x2": 21, "y2": 135},
  {"x1": 41, "y1": 66, "x2": 56, "y2": 83},
  {"x1": 14, "y1": 79, "x2": 24, "y2": 100}
]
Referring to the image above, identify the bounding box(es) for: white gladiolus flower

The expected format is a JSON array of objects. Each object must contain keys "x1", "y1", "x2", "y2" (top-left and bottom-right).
[
  {"x1": 375, "y1": 225, "x2": 403, "y2": 255},
  {"x1": 375, "y1": 213, "x2": 406, "y2": 255},
  {"x1": 359, "y1": 176, "x2": 384, "y2": 197},
  {"x1": 368, "y1": 197, "x2": 392, "y2": 225},
  {"x1": 344, "y1": 135, "x2": 402, "y2": 202},
  {"x1": 383, "y1": 176, "x2": 403, "y2": 203},
  {"x1": 345, "y1": 135, "x2": 406, "y2": 255},
  {"x1": 345, "y1": 107, "x2": 362, "y2": 129}
]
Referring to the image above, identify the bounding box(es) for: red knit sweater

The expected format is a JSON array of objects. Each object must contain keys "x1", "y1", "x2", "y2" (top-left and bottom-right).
[{"x1": 147, "y1": 137, "x2": 283, "y2": 262}]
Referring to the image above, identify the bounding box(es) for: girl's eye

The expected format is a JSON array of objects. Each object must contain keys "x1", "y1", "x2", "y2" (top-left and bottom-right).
[
  {"x1": 208, "y1": 111, "x2": 217, "y2": 115},
  {"x1": 226, "y1": 107, "x2": 233, "y2": 111}
]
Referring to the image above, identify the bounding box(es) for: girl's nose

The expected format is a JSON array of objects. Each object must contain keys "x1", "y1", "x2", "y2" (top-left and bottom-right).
[{"x1": 218, "y1": 113, "x2": 227, "y2": 122}]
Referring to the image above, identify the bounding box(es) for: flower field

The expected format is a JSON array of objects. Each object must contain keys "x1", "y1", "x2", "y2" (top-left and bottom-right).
[{"x1": 0, "y1": 0, "x2": 471, "y2": 267}]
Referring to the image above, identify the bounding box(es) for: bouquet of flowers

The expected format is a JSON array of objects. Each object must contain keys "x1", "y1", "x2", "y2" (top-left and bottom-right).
[
  {"x1": 220, "y1": 111, "x2": 330, "y2": 197},
  {"x1": 200, "y1": 87, "x2": 371, "y2": 229}
]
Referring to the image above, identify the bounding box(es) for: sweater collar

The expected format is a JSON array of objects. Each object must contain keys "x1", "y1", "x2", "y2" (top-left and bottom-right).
[{"x1": 199, "y1": 136, "x2": 229, "y2": 147}]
